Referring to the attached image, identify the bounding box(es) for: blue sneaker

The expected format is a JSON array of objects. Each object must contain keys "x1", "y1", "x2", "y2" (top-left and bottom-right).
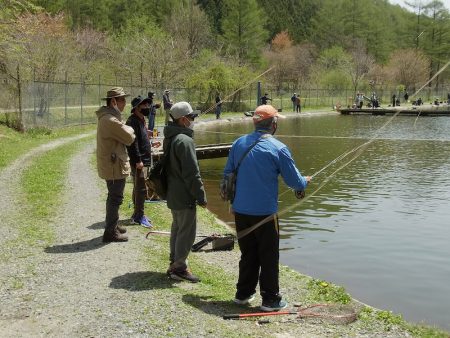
[{"x1": 133, "y1": 215, "x2": 153, "y2": 228}]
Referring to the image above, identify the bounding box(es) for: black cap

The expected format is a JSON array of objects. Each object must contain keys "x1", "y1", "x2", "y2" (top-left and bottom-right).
[
  {"x1": 131, "y1": 95, "x2": 151, "y2": 112},
  {"x1": 148, "y1": 91, "x2": 155, "y2": 98}
]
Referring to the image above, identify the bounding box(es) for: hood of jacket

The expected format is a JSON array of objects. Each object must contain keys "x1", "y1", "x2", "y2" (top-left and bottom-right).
[
  {"x1": 96, "y1": 105, "x2": 122, "y2": 121},
  {"x1": 163, "y1": 122, "x2": 193, "y2": 140}
]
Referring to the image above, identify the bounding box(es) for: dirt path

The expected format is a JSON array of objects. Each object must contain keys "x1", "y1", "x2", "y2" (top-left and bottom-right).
[{"x1": 0, "y1": 133, "x2": 94, "y2": 247}]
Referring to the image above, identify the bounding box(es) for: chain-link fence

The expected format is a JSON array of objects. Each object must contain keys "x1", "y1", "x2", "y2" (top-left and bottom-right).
[{"x1": 1, "y1": 69, "x2": 449, "y2": 130}]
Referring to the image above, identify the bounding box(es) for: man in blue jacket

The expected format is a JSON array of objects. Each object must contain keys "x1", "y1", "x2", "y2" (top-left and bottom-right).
[{"x1": 223, "y1": 104, "x2": 311, "y2": 311}]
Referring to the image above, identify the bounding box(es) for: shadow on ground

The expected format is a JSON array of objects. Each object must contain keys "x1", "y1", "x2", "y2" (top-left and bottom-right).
[
  {"x1": 44, "y1": 236, "x2": 107, "y2": 253},
  {"x1": 87, "y1": 219, "x2": 133, "y2": 230},
  {"x1": 109, "y1": 271, "x2": 175, "y2": 291},
  {"x1": 182, "y1": 293, "x2": 261, "y2": 318}
]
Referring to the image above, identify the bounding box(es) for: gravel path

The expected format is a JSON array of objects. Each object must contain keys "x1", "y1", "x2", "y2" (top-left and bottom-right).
[{"x1": 0, "y1": 140, "x2": 155, "y2": 337}]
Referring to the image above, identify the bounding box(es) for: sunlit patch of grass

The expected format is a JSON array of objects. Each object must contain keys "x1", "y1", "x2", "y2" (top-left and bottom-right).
[
  {"x1": 305, "y1": 278, "x2": 351, "y2": 304},
  {"x1": 20, "y1": 137, "x2": 93, "y2": 246},
  {"x1": 0, "y1": 124, "x2": 95, "y2": 170}
]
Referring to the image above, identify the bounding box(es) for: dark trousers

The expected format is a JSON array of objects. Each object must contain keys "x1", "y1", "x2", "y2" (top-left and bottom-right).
[
  {"x1": 215, "y1": 106, "x2": 221, "y2": 119},
  {"x1": 105, "y1": 179, "x2": 126, "y2": 232},
  {"x1": 235, "y1": 212, "x2": 281, "y2": 303},
  {"x1": 131, "y1": 168, "x2": 147, "y2": 219}
]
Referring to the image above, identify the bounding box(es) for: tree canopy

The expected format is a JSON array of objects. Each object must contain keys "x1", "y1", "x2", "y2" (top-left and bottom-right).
[{"x1": 1, "y1": 0, "x2": 448, "y2": 95}]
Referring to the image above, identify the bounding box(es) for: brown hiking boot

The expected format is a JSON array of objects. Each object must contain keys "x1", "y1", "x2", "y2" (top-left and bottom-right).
[
  {"x1": 117, "y1": 225, "x2": 127, "y2": 234},
  {"x1": 169, "y1": 269, "x2": 200, "y2": 283},
  {"x1": 102, "y1": 229, "x2": 128, "y2": 243}
]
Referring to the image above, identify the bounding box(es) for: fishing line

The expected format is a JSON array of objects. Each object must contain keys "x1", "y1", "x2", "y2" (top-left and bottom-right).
[
  {"x1": 199, "y1": 130, "x2": 450, "y2": 142},
  {"x1": 229, "y1": 60, "x2": 450, "y2": 239},
  {"x1": 236, "y1": 109, "x2": 403, "y2": 239},
  {"x1": 201, "y1": 67, "x2": 275, "y2": 115},
  {"x1": 411, "y1": 60, "x2": 450, "y2": 99}
]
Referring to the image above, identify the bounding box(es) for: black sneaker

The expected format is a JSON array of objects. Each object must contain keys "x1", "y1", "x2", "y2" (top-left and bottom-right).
[
  {"x1": 260, "y1": 299, "x2": 288, "y2": 312},
  {"x1": 234, "y1": 294, "x2": 255, "y2": 305},
  {"x1": 169, "y1": 269, "x2": 200, "y2": 283}
]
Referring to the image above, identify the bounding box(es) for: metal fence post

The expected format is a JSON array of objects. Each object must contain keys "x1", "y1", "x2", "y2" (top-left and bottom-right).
[
  {"x1": 16, "y1": 65, "x2": 24, "y2": 131},
  {"x1": 80, "y1": 75, "x2": 84, "y2": 125},
  {"x1": 98, "y1": 74, "x2": 101, "y2": 107},
  {"x1": 33, "y1": 69, "x2": 36, "y2": 126},
  {"x1": 64, "y1": 71, "x2": 68, "y2": 125}
]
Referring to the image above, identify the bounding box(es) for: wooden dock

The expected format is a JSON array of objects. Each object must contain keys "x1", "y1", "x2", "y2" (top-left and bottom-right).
[
  {"x1": 150, "y1": 143, "x2": 232, "y2": 161},
  {"x1": 339, "y1": 105, "x2": 450, "y2": 116}
]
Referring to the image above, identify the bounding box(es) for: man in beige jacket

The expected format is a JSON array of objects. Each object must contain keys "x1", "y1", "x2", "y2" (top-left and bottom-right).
[{"x1": 96, "y1": 87, "x2": 135, "y2": 242}]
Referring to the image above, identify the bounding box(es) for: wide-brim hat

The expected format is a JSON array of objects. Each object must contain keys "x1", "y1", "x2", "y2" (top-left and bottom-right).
[
  {"x1": 101, "y1": 87, "x2": 130, "y2": 100},
  {"x1": 253, "y1": 105, "x2": 285, "y2": 122},
  {"x1": 170, "y1": 101, "x2": 198, "y2": 120},
  {"x1": 131, "y1": 95, "x2": 152, "y2": 112}
]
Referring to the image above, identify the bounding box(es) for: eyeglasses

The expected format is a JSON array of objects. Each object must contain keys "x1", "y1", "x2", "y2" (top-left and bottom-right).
[{"x1": 185, "y1": 115, "x2": 195, "y2": 121}]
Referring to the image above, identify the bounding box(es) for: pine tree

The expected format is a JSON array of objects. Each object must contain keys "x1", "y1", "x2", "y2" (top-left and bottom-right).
[{"x1": 220, "y1": 0, "x2": 268, "y2": 64}]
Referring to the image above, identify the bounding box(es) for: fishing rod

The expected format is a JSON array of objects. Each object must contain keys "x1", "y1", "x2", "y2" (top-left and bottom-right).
[
  {"x1": 237, "y1": 109, "x2": 404, "y2": 240},
  {"x1": 225, "y1": 59, "x2": 450, "y2": 240},
  {"x1": 201, "y1": 67, "x2": 275, "y2": 115}
]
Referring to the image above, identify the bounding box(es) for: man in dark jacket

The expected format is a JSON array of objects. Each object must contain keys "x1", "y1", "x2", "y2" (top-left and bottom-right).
[
  {"x1": 163, "y1": 101, "x2": 207, "y2": 283},
  {"x1": 215, "y1": 93, "x2": 222, "y2": 119},
  {"x1": 126, "y1": 95, "x2": 153, "y2": 228},
  {"x1": 147, "y1": 91, "x2": 161, "y2": 132},
  {"x1": 163, "y1": 89, "x2": 173, "y2": 125},
  {"x1": 260, "y1": 93, "x2": 271, "y2": 105}
]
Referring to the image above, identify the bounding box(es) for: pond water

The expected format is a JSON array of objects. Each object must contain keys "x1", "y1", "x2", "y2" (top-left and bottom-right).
[{"x1": 195, "y1": 113, "x2": 450, "y2": 331}]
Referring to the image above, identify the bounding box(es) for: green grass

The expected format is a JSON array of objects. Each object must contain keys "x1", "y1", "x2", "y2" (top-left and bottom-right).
[
  {"x1": 18, "y1": 136, "x2": 94, "y2": 247},
  {"x1": 0, "y1": 124, "x2": 96, "y2": 170}
]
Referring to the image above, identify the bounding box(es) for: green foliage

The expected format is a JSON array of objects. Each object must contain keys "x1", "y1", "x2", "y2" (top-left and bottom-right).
[
  {"x1": 185, "y1": 50, "x2": 256, "y2": 108},
  {"x1": 305, "y1": 278, "x2": 351, "y2": 304},
  {"x1": 311, "y1": 46, "x2": 352, "y2": 90},
  {"x1": 257, "y1": 0, "x2": 319, "y2": 42},
  {"x1": 4, "y1": 0, "x2": 449, "y2": 93},
  {"x1": 220, "y1": 0, "x2": 268, "y2": 64},
  {"x1": 319, "y1": 69, "x2": 352, "y2": 91}
]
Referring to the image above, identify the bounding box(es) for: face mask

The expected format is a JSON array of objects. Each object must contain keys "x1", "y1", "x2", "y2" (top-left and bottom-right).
[
  {"x1": 140, "y1": 107, "x2": 151, "y2": 116},
  {"x1": 185, "y1": 117, "x2": 194, "y2": 130},
  {"x1": 112, "y1": 98, "x2": 121, "y2": 113}
]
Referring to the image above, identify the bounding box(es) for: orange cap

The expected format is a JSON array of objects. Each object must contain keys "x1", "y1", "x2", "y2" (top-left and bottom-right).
[{"x1": 252, "y1": 105, "x2": 286, "y2": 122}]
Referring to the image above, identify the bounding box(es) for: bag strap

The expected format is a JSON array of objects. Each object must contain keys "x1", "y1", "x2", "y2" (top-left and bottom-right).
[
  {"x1": 235, "y1": 134, "x2": 270, "y2": 173},
  {"x1": 160, "y1": 137, "x2": 173, "y2": 165}
]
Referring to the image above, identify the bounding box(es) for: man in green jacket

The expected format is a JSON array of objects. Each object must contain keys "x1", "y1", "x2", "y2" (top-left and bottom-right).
[
  {"x1": 96, "y1": 87, "x2": 135, "y2": 242},
  {"x1": 163, "y1": 101, "x2": 207, "y2": 282}
]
